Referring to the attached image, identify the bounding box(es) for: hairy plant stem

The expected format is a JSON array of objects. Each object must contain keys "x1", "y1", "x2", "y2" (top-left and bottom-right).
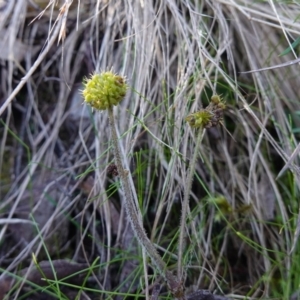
[
  {"x1": 107, "y1": 107, "x2": 183, "y2": 297},
  {"x1": 177, "y1": 129, "x2": 204, "y2": 279}
]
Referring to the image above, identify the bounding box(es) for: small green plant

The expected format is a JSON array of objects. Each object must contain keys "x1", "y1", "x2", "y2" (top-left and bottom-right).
[
  {"x1": 178, "y1": 95, "x2": 226, "y2": 280},
  {"x1": 82, "y1": 71, "x2": 226, "y2": 299},
  {"x1": 82, "y1": 70, "x2": 183, "y2": 298}
]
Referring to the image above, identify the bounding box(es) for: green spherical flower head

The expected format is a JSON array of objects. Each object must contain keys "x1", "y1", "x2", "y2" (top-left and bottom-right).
[
  {"x1": 185, "y1": 94, "x2": 226, "y2": 129},
  {"x1": 185, "y1": 110, "x2": 212, "y2": 129},
  {"x1": 82, "y1": 71, "x2": 128, "y2": 110}
]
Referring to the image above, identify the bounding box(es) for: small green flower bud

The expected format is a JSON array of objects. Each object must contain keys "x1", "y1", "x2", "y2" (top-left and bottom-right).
[
  {"x1": 185, "y1": 94, "x2": 226, "y2": 129},
  {"x1": 185, "y1": 110, "x2": 212, "y2": 128},
  {"x1": 82, "y1": 71, "x2": 128, "y2": 110},
  {"x1": 210, "y1": 94, "x2": 222, "y2": 104},
  {"x1": 210, "y1": 94, "x2": 226, "y2": 110}
]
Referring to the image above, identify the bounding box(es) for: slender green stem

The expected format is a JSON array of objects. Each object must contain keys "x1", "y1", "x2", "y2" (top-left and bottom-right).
[
  {"x1": 177, "y1": 129, "x2": 204, "y2": 279},
  {"x1": 107, "y1": 107, "x2": 181, "y2": 294}
]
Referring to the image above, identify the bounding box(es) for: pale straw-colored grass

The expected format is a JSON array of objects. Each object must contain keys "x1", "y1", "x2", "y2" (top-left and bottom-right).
[{"x1": 0, "y1": 0, "x2": 300, "y2": 299}]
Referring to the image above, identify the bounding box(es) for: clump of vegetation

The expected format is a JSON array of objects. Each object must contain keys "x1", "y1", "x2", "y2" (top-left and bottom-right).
[
  {"x1": 82, "y1": 70, "x2": 227, "y2": 299},
  {"x1": 1, "y1": 1, "x2": 300, "y2": 300}
]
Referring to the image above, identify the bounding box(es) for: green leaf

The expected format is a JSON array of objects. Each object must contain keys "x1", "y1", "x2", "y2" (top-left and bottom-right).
[{"x1": 279, "y1": 36, "x2": 300, "y2": 57}]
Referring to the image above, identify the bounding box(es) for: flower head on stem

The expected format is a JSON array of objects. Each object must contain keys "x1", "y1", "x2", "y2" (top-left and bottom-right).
[
  {"x1": 82, "y1": 70, "x2": 185, "y2": 298},
  {"x1": 185, "y1": 94, "x2": 226, "y2": 129},
  {"x1": 177, "y1": 94, "x2": 226, "y2": 280},
  {"x1": 82, "y1": 71, "x2": 128, "y2": 111}
]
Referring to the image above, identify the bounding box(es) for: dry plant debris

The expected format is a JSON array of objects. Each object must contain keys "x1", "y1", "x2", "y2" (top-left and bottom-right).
[
  {"x1": 0, "y1": 260, "x2": 89, "y2": 300},
  {"x1": 0, "y1": 1, "x2": 300, "y2": 300}
]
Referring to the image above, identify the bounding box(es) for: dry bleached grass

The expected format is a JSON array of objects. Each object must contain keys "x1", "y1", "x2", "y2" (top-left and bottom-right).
[{"x1": 0, "y1": 0, "x2": 300, "y2": 299}]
